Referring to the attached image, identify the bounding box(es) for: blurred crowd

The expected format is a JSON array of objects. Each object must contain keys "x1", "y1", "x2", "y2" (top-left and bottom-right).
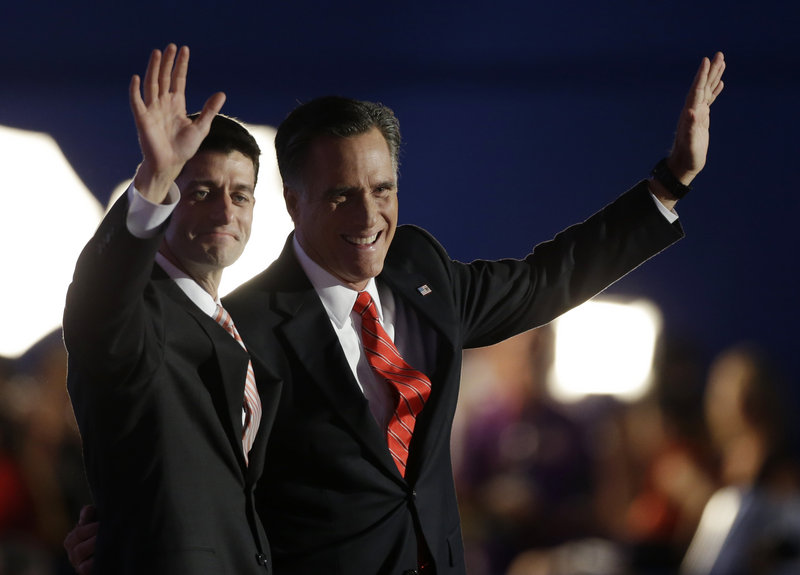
[
  {"x1": 453, "y1": 326, "x2": 800, "y2": 575},
  {"x1": 1, "y1": 324, "x2": 799, "y2": 575},
  {"x1": 0, "y1": 331, "x2": 88, "y2": 574}
]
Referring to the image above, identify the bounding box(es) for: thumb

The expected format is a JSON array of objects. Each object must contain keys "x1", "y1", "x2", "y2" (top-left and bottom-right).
[
  {"x1": 193, "y1": 91, "x2": 227, "y2": 135},
  {"x1": 78, "y1": 504, "x2": 97, "y2": 525}
]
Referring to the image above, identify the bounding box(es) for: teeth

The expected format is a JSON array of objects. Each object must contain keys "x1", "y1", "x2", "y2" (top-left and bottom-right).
[{"x1": 345, "y1": 233, "x2": 378, "y2": 245}]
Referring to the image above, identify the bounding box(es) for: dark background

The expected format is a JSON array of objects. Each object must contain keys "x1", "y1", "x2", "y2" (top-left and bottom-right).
[{"x1": 2, "y1": 1, "x2": 798, "y2": 387}]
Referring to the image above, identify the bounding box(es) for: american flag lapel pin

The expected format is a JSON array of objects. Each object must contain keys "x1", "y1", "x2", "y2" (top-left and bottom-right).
[{"x1": 417, "y1": 284, "x2": 432, "y2": 296}]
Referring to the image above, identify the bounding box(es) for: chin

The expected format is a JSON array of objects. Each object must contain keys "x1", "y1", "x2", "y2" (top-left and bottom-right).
[{"x1": 351, "y1": 265, "x2": 383, "y2": 285}]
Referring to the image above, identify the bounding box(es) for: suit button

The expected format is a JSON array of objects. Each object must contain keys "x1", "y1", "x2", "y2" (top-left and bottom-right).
[{"x1": 255, "y1": 552, "x2": 269, "y2": 567}]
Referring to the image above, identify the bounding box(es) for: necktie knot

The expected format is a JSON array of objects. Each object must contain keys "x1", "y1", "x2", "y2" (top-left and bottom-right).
[{"x1": 353, "y1": 291, "x2": 375, "y2": 319}]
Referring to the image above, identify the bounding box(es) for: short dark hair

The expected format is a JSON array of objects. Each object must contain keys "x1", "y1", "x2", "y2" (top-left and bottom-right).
[
  {"x1": 274, "y1": 96, "x2": 401, "y2": 187},
  {"x1": 187, "y1": 113, "x2": 261, "y2": 185}
]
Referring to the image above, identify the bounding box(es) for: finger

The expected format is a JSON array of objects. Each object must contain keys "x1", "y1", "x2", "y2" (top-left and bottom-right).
[
  {"x1": 708, "y1": 52, "x2": 725, "y2": 79},
  {"x1": 711, "y1": 52, "x2": 725, "y2": 74},
  {"x1": 76, "y1": 558, "x2": 94, "y2": 575},
  {"x1": 77, "y1": 522, "x2": 100, "y2": 538},
  {"x1": 75, "y1": 533, "x2": 98, "y2": 560},
  {"x1": 193, "y1": 91, "x2": 227, "y2": 134},
  {"x1": 64, "y1": 521, "x2": 98, "y2": 551},
  {"x1": 142, "y1": 49, "x2": 162, "y2": 106},
  {"x1": 712, "y1": 79, "x2": 724, "y2": 99},
  {"x1": 684, "y1": 56, "x2": 710, "y2": 109},
  {"x1": 64, "y1": 530, "x2": 85, "y2": 563},
  {"x1": 706, "y1": 56, "x2": 726, "y2": 95},
  {"x1": 159, "y1": 43, "x2": 178, "y2": 97},
  {"x1": 171, "y1": 45, "x2": 190, "y2": 96},
  {"x1": 129, "y1": 75, "x2": 146, "y2": 118},
  {"x1": 707, "y1": 79, "x2": 725, "y2": 106},
  {"x1": 66, "y1": 530, "x2": 97, "y2": 565},
  {"x1": 709, "y1": 60, "x2": 726, "y2": 92},
  {"x1": 78, "y1": 504, "x2": 97, "y2": 524},
  {"x1": 704, "y1": 57, "x2": 726, "y2": 106}
]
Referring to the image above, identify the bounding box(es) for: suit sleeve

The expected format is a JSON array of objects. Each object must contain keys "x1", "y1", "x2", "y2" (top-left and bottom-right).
[
  {"x1": 62, "y1": 193, "x2": 166, "y2": 380},
  {"x1": 402, "y1": 181, "x2": 684, "y2": 349}
]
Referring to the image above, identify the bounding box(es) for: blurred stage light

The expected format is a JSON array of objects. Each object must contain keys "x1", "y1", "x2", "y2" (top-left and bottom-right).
[
  {"x1": 0, "y1": 125, "x2": 103, "y2": 358},
  {"x1": 549, "y1": 297, "x2": 662, "y2": 402},
  {"x1": 218, "y1": 124, "x2": 293, "y2": 296}
]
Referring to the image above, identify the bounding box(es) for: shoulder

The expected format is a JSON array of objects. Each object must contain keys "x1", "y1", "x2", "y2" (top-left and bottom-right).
[{"x1": 387, "y1": 224, "x2": 450, "y2": 268}]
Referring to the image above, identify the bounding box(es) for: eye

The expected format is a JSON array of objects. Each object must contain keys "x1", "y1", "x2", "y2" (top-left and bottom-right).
[
  {"x1": 328, "y1": 190, "x2": 349, "y2": 204},
  {"x1": 232, "y1": 193, "x2": 252, "y2": 205},
  {"x1": 374, "y1": 185, "x2": 395, "y2": 198},
  {"x1": 192, "y1": 189, "x2": 209, "y2": 200}
]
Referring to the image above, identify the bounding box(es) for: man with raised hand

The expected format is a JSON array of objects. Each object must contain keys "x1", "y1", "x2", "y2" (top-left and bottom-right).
[
  {"x1": 63, "y1": 44, "x2": 279, "y2": 574},
  {"x1": 224, "y1": 53, "x2": 724, "y2": 575}
]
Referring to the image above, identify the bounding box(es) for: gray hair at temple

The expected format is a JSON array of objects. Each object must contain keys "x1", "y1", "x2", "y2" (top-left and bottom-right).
[{"x1": 274, "y1": 96, "x2": 401, "y2": 188}]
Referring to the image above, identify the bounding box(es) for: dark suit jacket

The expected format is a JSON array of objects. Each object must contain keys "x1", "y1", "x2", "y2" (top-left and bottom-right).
[
  {"x1": 64, "y1": 196, "x2": 281, "y2": 575},
  {"x1": 224, "y1": 181, "x2": 683, "y2": 575}
]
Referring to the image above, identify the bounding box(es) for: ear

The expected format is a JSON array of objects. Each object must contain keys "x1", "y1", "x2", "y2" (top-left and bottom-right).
[{"x1": 283, "y1": 185, "x2": 299, "y2": 222}]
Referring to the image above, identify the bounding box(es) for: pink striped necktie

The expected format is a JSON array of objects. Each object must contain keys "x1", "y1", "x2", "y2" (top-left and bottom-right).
[
  {"x1": 353, "y1": 291, "x2": 432, "y2": 477},
  {"x1": 214, "y1": 304, "x2": 261, "y2": 465}
]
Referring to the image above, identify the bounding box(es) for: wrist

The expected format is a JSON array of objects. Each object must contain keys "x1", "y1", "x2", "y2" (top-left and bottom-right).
[
  {"x1": 651, "y1": 157, "x2": 692, "y2": 200},
  {"x1": 133, "y1": 161, "x2": 179, "y2": 204},
  {"x1": 665, "y1": 154, "x2": 700, "y2": 186}
]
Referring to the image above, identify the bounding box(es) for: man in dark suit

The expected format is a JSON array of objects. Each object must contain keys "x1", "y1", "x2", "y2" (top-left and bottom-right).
[
  {"x1": 222, "y1": 52, "x2": 725, "y2": 574},
  {"x1": 63, "y1": 44, "x2": 279, "y2": 574}
]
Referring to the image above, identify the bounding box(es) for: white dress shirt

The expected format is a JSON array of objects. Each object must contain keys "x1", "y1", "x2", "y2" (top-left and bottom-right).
[{"x1": 293, "y1": 236, "x2": 438, "y2": 428}]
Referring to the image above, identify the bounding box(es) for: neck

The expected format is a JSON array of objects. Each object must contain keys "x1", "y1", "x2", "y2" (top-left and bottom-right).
[{"x1": 158, "y1": 245, "x2": 222, "y2": 300}]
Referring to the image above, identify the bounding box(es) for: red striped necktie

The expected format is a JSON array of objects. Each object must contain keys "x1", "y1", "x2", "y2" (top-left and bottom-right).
[
  {"x1": 214, "y1": 304, "x2": 261, "y2": 465},
  {"x1": 353, "y1": 291, "x2": 432, "y2": 477}
]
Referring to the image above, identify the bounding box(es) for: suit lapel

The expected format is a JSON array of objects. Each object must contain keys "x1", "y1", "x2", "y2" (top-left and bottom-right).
[
  {"x1": 377, "y1": 254, "x2": 460, "y2": 480},
  {"x1": 157, "y1": 270, "x2": 252, "y2": 472},
  {"x1": 260, "y1": 240, "x2": 400, "y2": 477},
  {"x1": 378, "y1": 265, "x2": 458, "y2": 353}
]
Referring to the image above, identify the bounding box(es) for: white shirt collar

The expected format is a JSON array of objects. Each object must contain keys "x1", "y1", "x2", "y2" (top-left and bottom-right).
[
  {"x1": 292, "y1": 235, "x2": 383, "y2": 328},
  {"x1": 155, "y1": 252, "x2": 219, "y2": 317}
]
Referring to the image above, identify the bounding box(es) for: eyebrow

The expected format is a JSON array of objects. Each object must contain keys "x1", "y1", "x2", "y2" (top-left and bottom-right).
[
  {"x1": 188, "y1": 179, "x2": 254, "y2": 193},
  {"x1": 374, "y1": 180, "x2": 397, "y2": 190},
  {"x1": 327, "y1": 180, "x2": 397, "y2": 194}
]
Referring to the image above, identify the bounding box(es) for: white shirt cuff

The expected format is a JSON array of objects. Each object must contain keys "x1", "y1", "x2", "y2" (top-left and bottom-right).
[
  {"x1": 650, "y1": 192, "x2": 679, "y2": 224},
  {"x1": 126, "y1": 182, "x2": 180, "y2": 238}
]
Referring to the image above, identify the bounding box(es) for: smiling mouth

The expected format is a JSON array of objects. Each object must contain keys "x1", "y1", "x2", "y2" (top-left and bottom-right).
[
  {"x1": 200, "y1": 229, "x2": 237, "y2": 238},
  {"x1": 343, "y1": 232, "x2": 380, "y2": 246}
]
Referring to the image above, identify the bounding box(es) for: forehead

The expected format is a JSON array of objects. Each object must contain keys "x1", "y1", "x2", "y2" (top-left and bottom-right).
[
  {"x1": 179, "y1": 150, "x2": 256, "y2": 187},
  {"x1": 303, "y1": 128, "x2": 395, "y2": 184}
]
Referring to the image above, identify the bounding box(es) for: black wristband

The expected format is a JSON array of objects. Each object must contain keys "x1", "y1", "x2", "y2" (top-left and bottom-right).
[{"x1": 650, "y1": 158, "x2": 692, "y2": 199}]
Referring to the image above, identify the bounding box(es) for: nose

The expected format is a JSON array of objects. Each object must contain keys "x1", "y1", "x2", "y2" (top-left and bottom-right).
[
  {"x1": 210, "y1": 192, "x2": 234, "y2": 224},
  {"x1": 353, "y1": 192, "x2": 379, "y2": 227}
]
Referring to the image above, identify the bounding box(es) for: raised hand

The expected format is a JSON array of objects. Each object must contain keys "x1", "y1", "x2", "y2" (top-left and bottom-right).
[
  {"x1": 668, "y1": 52, "x2": 726, "y2": 185},
  {"x1": 129, "y1": 44, "x2": 226, "y2": 202}
]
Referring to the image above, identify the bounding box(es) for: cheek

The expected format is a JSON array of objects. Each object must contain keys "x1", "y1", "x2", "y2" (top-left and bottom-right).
[
  {"x1": 241, "y1": 211, "x2": 254, "y2": 233},
  {"x1": 169, "y1": 212, "x2": 195, "y2": 234},
  {"x1": 383, "y1": 201, "x2": 399, "y2": 226}
]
